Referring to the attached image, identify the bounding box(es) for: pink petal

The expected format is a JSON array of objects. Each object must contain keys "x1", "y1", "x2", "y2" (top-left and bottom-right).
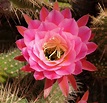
[
  {"x1": 78, "y1": 100, "x2": 87, "y2": 103},
  {"x1": 24, "y1": 29, "x2": 36, "y2": 45},
  {"x1": 23, "y1": 14, "x2": 32, "y2": 24},
  {"x1": 77, "y1": 14, "x2": 89, "y2": 27},
  {"x1": 76, "y1": 43, "x2": 88, "y2": 61},
  {"x1": 73, "y1": 61, "x2": 82, "y2": 75},
  {"x1": 46, "y1": 10, "x2": 64, "y2": 25},
  {"x1": 22, "y1": 48, "x2": 29, "y2": 62},
  {"x1": 38, "y1": 59, "x2": 61, "y2": 71},
  {"x1": 44, "y1": 79, "x2": 55, "y2": 98},
  {"x1": 21, "y1": 64, "x2": 34, "y2": 72},
  {"x1": 38, "y1": 21, "x2": 57, "y2": 31},
  {"x1": 59, "y1": 18, "x2": 78, "y2": 35},
  {"x1": 14, "y1": 55, "x2": 26, "y2": 61},
  {"x1": 28, "y1": 20, "x2": 41, "y2": 29},
  {"x1": 27, "y1": 47, "x2": 39, "y2": 62},
  {"x1": 67, "y1": 75, "x2": 77, "y2": 90},
  {"x1": 81, "y1": 59, "x2": 97, "y2": 71},
  {"x1": 89, "y1": 33, "x2": 95, "y2": 40},
  {"x1": 29, "y1": 58, "x2": 44, "y2": 72},
  {"x1": 34, "y1": 71, "x2": 44, "y2": 80},
  {"x1": 40, "y1": 7, "x2": 49, "y2": 21},
  {"x1": 58, "y1": 49, "x2": 76, "y2": 67},
  {"x1": 56, "y1": 63, "x2": 75, "y2": 75},
  {"x1": 81, "y1": 90, "x2": 89, "y2": 101},
  {"x1": 61, "y1": 8, "x2": 72, "y2": 18},
  {"x1": 44, "y1": 71, "x2": 61, "y2": 79},
  {"x1": 57, "y1": 76, "x2": 69, "y2": 97},
  {"x1": 53, "y1": 2, "x2": 60, "y2": 11},
  {"x1": 78, "y1": 26, "x2": 91, "y2": 42},
  {"x1": 16, "y1": 39, "x2": 26, "y2": 50},
  {"x1": 86, "y1": 42, "x2": 97, "y2": 54},
  {"x1": 74, "y1": 37, "x2": 82, "y2": 55},
  {"x1": 16, "y1": 26, "x2": 27, "y2": 36}
]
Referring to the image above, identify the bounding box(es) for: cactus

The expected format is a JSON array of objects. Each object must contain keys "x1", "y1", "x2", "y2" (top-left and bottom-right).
[
  {"x1": 0, "y1": 48, "x2": 25, "y2": 82},
  {"x1": 89, "y1": 10, "x2": 107, "y2": 78}
]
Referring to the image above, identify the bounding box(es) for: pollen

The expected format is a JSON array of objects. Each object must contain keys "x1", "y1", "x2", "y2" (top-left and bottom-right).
[{"x1": 44, "y1": 46, "x2": 64, "y2": 61}]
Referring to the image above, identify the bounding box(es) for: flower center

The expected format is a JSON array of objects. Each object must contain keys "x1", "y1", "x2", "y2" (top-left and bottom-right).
[{"x1": 44, "y1": 46, "x2": 64, "y2": 61}]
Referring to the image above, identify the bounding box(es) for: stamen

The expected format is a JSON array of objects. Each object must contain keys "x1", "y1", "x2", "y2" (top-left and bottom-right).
[
  {"x1": 44, "y1": 46, "x2": 65, "y2": 61},
  {"x1": 43, "y1": 37, "x2": 65, "y2": 61}
]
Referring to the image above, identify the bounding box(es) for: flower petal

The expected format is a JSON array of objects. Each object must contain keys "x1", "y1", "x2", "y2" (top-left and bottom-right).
[
  {"x1": 76, "y1": 43, "x2": 88, "y2": 61},
  {"x1": 86, "y1": 42, "x2": 97, "y2": 54},
  {"x1": 57, "y1": 76, "x2": 69, "y2": 97},
  {"x1": 81, "y1": 59, "x2": 97, "y2": 71},
  {"x1": 44, "y1": 71, "x2": 61, "y2": 79},
  {"x1": 16, "y1": 39, "x2": 26, "y2": 50},
  {"x1": 78, "y1": 26, "x2": 91, "y2": 42},
  {"x1": 38, "y1": 21, "x2": 57, "y2": 31},
  {"x1": 28, "y1": 20, "x2": 41, "y2": 29},
  {"x1": 61, "y1": 8, "x2": 72, "y2": 18},
  {"x1": 67, "y1": 75, "x2": 77, "y2": 90},
  {"x1": 34, "y1": 71, "x2": 44, "y2": 80},
  {"x1": 53, "y1": 2, "x2": 60, "y2": 11},
  {"x1": 40, "y1": 7, "x2": 49, "y2": 21},
  {"x1": 16, "y1": 26, "x2": 27, "y2": 36},
  {"x1": 74, "y1": 37, "x2": 82, "y2": 55},
  {"x1": 73, "y1": 61, "x2": 82, "y2": 75},
  {"x1": 21, "y1": 64, "x2": 34, "y2": 72},
  {"x1": 22, "y1": 48, "x2": 29, "y2": 62},
  {"x1": 81, "y1": 90, "x2": 89, "y2": 101},
  {"x1": 23, "y1": 14, "x2": 32, "y2": 24},
  {"x1": 44, "y1": 79, "x2": 55, "y2": 98},
  {"x1": 24, "y1": 29, "x2": 36, "y2": 45},
  {"x1": 58, "y1": 49, "x2": 76, "y2": 67},
  {"x1": 59, "y1": 18, "x2": 78, "y2": 35},
  {"x1": 29, "y1": 58, "x2": 44, "y2": 72},
  {"x1": 46, "y1": 10, "x2": 64, "y2": 25},
  {"x1": 56, "y1": 63, "x2": 75, "y2": 75},
  {"x1": 14, "y1": 55, "x2": 26, "y2": 61},
  {"x1": 77, "y1": 14, "x2": 89, "y2": 27}
]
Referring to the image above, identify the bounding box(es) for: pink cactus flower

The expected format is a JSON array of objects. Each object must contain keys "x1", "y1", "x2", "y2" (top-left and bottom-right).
[{"x1": 15, "y1": 2, "x2": 97, "y2": 98}]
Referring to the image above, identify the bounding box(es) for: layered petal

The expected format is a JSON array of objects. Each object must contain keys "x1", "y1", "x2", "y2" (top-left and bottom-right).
[
  {"x1": 53, "y1": 2, "x2": 60, "y2": 11},
  {"x1": 16, "y1": 26, "x2": 27, "y2": 36},
  {"x1": 23, "y1": 14, "x2": 32, "y2": 24},
  {"x1": 34, "y1": 71, "x2": 44, "y2": 80},
  {"x1": 73, "y1": 61, "x2": 82, "y2": 75},
  {"x1": 46, "y1": 10, "x2": 64, "y2": 25},
  {"x1": 81, "y1": 59, "x2": 97, "y2": 71},
  {"x1": 59, "y1": 18, "x2": 78, "y2": 35},
  {"x1": 77, "y1": 14, "x2": 89, "y2": 27},
  {"x1": 44, "y1": 79, "x2": 55, "y2": 98},
  {"x1": 14, "y1": 55, "x2": 26, "y2": 61},
  {"x1": 56, "y1": 63, "x2": 75, "y2": 75},
  {"x1": 76, "y1": 43, "x2": 88, "y2": 61},
  {"x1": 16, "y1": 39, "x2": 26, "y2": 50},
  {"x1": 58, "y1": 76, "x2": 69, "y2": 97},
  {"x1": 86, "y1": 42, "x2": 98, "y2": 54},
  {"x1": 28, "y1": 20, "x2": 41, "y2": 29},
  {"x1": 44, "y1": 71, "x2": 61, "y2": 79},
  {"x1": 67, "y1": 75, "x2": 77, "y2": 90},
  {"x1": 24, "y1": 29, "x2": 36, "y2": 45},
  {"x1": 78, "y1": 26, "x2": 91, "y2": 42},
  {"x1": 61, "y1": 8, "x2": 72, "y2": 18},
  {"x1": 21, "y1": 64, "x2": 34, "y2": 72},
  {"x1": 40, "y1": 7, "x2": 49, "y2": 21}
]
